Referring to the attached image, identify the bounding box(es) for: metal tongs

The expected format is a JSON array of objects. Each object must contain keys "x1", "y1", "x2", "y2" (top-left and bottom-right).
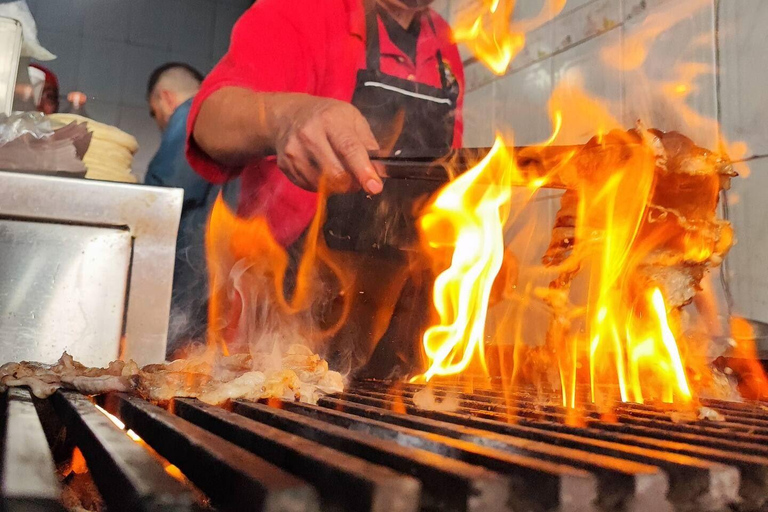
[{"x1": 369, "y1": 145, "x2": 582, "y2": 189}]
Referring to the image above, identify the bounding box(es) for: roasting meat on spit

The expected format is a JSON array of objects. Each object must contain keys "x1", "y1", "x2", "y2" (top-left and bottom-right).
[{"x1": 543, "y1": 124, "x2": 735, "y2": 308}]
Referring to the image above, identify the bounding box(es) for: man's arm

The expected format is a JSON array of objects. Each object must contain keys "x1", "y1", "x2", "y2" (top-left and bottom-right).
[{"x1": 192, "y1": 88, "x2": 383, "y2": 195}]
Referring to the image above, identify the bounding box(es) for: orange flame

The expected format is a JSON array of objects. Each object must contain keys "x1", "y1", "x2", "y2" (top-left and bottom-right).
[
  {"x1": 414, "y1": 79, "x2": 727, "y2": 410},
  {"x1": 95, "y1": 405, "x2": 186, "y2": 482},
  {"x1": 205, "y1": 182, "x2": 352, "y2": 355},
  {"x1": 413, "y1": 136, "x2": 543, "y2": 382},
  {"x1": 453, "y1": 0, "x2": 567, "y2": 75}
]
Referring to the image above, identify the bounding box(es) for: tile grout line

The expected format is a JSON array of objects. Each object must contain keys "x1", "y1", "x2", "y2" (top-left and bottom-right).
[{"x1": 463, "y1": 20, "x2": 626, "y2": 94}]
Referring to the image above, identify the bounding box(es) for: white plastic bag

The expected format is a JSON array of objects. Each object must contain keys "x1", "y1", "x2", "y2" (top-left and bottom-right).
[
  {"x1": 0, "y1": 111, "x2": 53, "y2": 145},
  {"x1": 0, "y1": 1, "x2": 55, "y2": 61}
]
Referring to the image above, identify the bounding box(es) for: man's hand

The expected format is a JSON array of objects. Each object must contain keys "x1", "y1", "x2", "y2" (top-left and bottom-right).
[
  {"x1": 274, "y1": 95, "x2": 382, "y2": 194},
  {"x1": 192, "y1": 89, "x2": 383, "y2": 195}
]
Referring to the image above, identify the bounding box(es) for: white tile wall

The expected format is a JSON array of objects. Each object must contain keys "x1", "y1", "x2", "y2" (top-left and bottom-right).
[
  {"x1": 621, "y1": 0, "x2": 718, "y2": 148},
  {"x1": 551, "y1": 28, "x2": 623, "y2": 143},
  {"x1": 494, "y1": 58, "x2": 553, "y2": 145},
  {"x1": 719, "y1": 0, "x2": 768, "y2": 159},
  {"x1": 727, "y1": 157, "x2": 768, "y2": 322},
  {"x1": 214, "y1": 3, "x2": 244, "y2": 58},
  {"x1": 171, "y1": 0, "x2": 217, "y2": 58},
  {"x1": 32, "y1": 0, "x2": 87, "y2": 35},
  {"x1": 123, "y1": 46, "x2": 174, "y2": 107},
  {"x1": 561, "y1": 0, "x2": 599, "y2": 15},
  {"x1": 83, "y1": 0, "x2": 130, "y2": 42},
  {"x1": 462, "y1": 82, "x2": 495, "y2": 147},
  {"x1": 455, "y1": 0, "x2": 768, "y2": 325},
  {"x1": 552, "y1": 0, "x2": 621, "y2": 53},
  {"x1": 30, "y1": 0, "x2": 252, "y2": 178},
  {"x1": 86, "y1": 100, "x2": 120, "y2": 126},
  {"x1": 36, "y1": 30, "x2": 81, "y2": 96},
  {"x1": 78, "y1": 38, "x2": 127, "y2": 104},
  {"x1": 170, "y1": 51, "x2": 215, "y2": 78},
  {"x1": 128, "y1": 0, "x2": 177, "y2": 49}
]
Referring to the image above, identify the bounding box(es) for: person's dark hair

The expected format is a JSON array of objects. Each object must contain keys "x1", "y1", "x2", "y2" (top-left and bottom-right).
[{"x1": 146, "y1": 62, "x2": 204, "y2": 99}]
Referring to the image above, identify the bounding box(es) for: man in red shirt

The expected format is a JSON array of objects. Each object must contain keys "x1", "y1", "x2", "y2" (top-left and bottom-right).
[
  {"x1": 186, "y1": 0, "x2": 464, "y2": 247},
  {"x1": 187, "y1": 0, "x2": 464, "y2": 373}
]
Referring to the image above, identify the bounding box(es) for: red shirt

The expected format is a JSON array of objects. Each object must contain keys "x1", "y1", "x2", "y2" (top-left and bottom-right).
[{"x1": 186, "y1": 0, "x2": 465, "y2": 247}]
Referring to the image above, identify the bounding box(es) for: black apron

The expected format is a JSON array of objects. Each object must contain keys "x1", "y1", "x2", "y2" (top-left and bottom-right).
[
  {"x1": 323, "y1": 0, "x2": 460, "y2": 260},
  {"x1": 318, "y1": 2, "x2": 460, "y2": 378}
]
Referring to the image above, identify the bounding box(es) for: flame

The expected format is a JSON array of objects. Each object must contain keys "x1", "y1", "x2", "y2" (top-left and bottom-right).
[
  {"x1": 205, "y1": 181, "x2": 352, "y2": 355},
  {"x1": 728, "y1": 317, "x2": 768, "y2": 400},
  {"x1": 413, "y1": 136, "x2": 542, "y2": 382},
  {"x1": 625, "y1": 289, "x2": 692, "y2": 404},
  {"x1": 95, "y1": 405, "x2": 186, "y2": 482},
  {"x1": 71, "y1": 447, "x2": 88, "y2": 474},
  {"x1": 453, "y1": 0, "x2": 567, "y2": 75},
  {"x1": 413, "y1": 81, "x2": 724, "y2": 411},
  {"x1": 189, "y1": 0, "x2": 759, "y2": 416},
  {"x1": 95, "y1": 404, "x2": 143, "y2": 441}
]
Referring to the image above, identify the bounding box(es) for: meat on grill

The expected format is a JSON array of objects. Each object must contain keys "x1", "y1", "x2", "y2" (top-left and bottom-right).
[{"x1": 0, "y1": 344, "x2": 344, "y2": 405}]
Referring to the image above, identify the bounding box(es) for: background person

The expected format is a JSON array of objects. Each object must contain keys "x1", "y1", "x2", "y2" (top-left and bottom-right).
[{"x1": 145, "y1": 63, "x2": 222, "y2": 353}]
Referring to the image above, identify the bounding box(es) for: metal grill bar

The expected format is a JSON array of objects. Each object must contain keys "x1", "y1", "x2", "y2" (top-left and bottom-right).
[
  {"x1": 343, "y1": 386, "x2": 768, "y2": 457},
  {"x1": 1, "y1": 389, "x2": 62, "y2": 512},
  {"x1": 2, "y1": 378, "x2": 767, "y2": 512},
  {"x1": 363, "y1": 380, "x2": 768, "y2": 430},
  {"x1": 231, "y1": 400, "x2": 591, "y2": 512},
  {"x1": 613, "y1": 406, "x2": 768, "y2": 433},
  {"x1": 49, "y1": 391, "x2": 195, "y2": 512},
  {"x1": 280, "y1": 399, "x2": 670, "y2": 512},
  {"x1": 173, "y1": 398, "x2": 421, "y2": 512},
  {"x1": 346, "y1": 381, "x2": 768, "y2": 509},
  {"x1": 352, "y1": 382, "x2": 768, "y2": 444},
  {"x1": 329, "y1": 391, "x2": 742, "y2": 511},
  {"x1": 105, "y1": 394, "x2": 320, "y2": 512}
]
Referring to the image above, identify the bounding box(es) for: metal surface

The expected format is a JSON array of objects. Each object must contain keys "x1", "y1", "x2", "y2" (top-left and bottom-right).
[
  {"x1": 310, "y1": 398, "x2": 671, "y2": 510},
  {"x1": 50, "y1": 391, "x2": 196, "y2": 512},
  {"x1": 370, "y1": 145, "x2": 574, "y2": 187},
  {"x1": 3, "y1": 382, "x2": 767, "y2": 512},
  {"x1": 174, "y1": 398, "x2": 421, "y2": 512},
  {"x1": 0, "y1": 172, "x2": 182, "y2": 366},
  {"x1": 318, "y1": 394, "x2": 734, "y2": 511},
  {"x1": 344, "y1": 380, "x2": 768, "y2": 510},
  {"x1": 324, "y1": 146, "x2": 573, "y2": 255},
  {"x1": 107, "y1": 394, "x2": 320, "y2": 512},
  {"x1": 0, "y1": 17, "x2": 22, "y2": 116},
  {"x1": 0, "y1": 220, "x2": 131, "y2": 366},
  {"x1": 232, "y1": 400, "x2": 521, "y2": 512},
  {"x1": 1, "y1": 388, "x2": 62, "y2": 512}
]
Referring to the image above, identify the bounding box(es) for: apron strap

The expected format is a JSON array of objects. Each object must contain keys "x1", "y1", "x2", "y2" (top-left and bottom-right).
[
  {"x1": 425, "y1": 13, "x2": 449, "y2": 91},
  {"x1": 364, "y1": 0, "x2": 381, "y2": 71}
]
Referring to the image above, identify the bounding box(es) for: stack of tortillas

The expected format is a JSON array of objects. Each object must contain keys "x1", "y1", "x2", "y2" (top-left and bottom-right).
[{"x1": 49, "y1": 113, "x2": 138, "y2": 183}]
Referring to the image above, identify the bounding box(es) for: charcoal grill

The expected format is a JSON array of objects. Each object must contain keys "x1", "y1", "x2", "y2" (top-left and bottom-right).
[{"x1": 2, "y1": 381, "x2": 768, "y2": 512}]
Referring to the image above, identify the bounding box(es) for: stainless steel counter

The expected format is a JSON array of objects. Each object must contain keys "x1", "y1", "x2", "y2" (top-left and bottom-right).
[{"x1": 0, "y1": 172, "x2": 182, "y2": 366}]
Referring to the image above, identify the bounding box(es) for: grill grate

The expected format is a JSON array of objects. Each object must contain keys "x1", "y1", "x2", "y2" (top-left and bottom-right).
[{"x1": 2, "y1": 381, "x2": 768, "y2": 512}]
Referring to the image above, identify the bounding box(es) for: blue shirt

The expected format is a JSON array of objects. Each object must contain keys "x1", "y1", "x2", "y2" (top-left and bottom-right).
[{"x1": 145, "y1": 98, "x2": 218, "y2": 350}]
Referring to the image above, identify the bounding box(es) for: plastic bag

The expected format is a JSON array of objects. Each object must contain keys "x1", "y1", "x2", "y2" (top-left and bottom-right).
[
  {"x1": 0, "y1": 111, "x2": 53, "y2": 145},
  {"x1": 0, "y1": 0, "x2": 55, "y2": 61}
]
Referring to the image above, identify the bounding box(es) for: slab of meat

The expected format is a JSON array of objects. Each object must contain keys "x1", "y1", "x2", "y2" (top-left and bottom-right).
[
  {"x1": 0, "y1": 344, "x2": 344, "y2": 406},
  {"x1": 543, "y1": 125, "x2": 734, "y2": 309}
]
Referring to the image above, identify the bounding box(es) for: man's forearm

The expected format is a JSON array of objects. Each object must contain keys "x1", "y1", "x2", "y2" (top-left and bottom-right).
[{"x1": 192, "y1": 88, "x2": 298, "y2": 167}]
